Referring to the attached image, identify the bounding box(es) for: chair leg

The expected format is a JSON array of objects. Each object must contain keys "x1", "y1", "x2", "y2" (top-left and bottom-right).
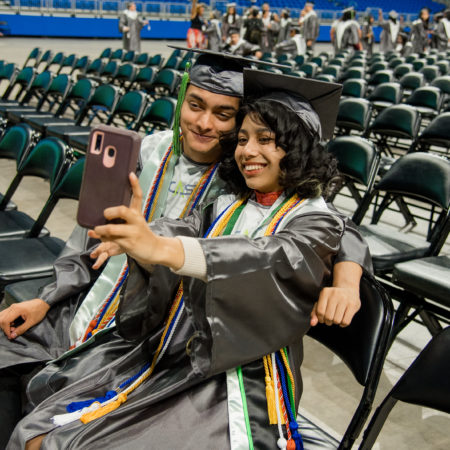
[
  {"x1": 418, "y1": 310, "x2": 443, "y2": 336},
  {"x1": 359, "y1": 396, "x2": 398, "y2": 450}
]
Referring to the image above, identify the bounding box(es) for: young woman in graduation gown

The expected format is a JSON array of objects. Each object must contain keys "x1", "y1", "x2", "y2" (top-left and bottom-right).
[{"x1": 11, "y1": 71, "x2": 363, "y2": 450}]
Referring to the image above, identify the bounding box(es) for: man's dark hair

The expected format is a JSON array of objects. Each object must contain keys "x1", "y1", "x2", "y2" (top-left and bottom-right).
[{"x1": 219, "y1": 100, "x2": 339, "y2": 199}]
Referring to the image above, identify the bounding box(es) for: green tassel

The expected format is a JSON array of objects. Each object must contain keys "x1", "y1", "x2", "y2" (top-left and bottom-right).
[{"x1": 172, "y1": 62, "x2": 191, "y2": 156}]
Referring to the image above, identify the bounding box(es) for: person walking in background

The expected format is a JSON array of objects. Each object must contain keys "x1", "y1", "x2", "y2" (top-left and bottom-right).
[
  {"x1": 119, "y1": 2, "x2": 149, "y2": 52},
  {"x1": 378, "y1": 9, "x2": 400, "y2": 54},
  {"x1": 431, "y1": 11, "x2": 449, "y2": 51},
  {"x1": 222, "y1": 2, "x2": 241, "y2": 43},
  {"x1": 277, "y1": 9, "x2": 292, "y2": 43},
  {"x1": 410, "y1": 7, "x2": 431, "y2": 53},
  {"x1": 243, "y1": 6, "x2": 264, "y2": 46},
  {"x1": 362, "y1": 14, "x2": 374, "y2": 57},
  {"x1": 331, "y1": 7, "x2": 361, "y2": 54},
  {"x1": 205, "y1": 10, "x2": 222, "y2": 51},
  {"x1": 299, "y1": 1, "x2": 319, "y2": 54},
  {"x1": 187, "y1": 0, "x2": 207, "y2": 48},
  {"x1": 260, "y1": 2, "x2": 279, "y2": 53}
]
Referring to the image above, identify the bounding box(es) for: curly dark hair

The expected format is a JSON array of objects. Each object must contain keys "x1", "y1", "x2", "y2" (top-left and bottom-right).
[{"x1": 218, "y1": 99, "x2": 339, "y2": 200}]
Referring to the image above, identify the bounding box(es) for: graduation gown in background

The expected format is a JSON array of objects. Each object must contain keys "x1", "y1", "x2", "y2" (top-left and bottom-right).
[
  {"x1": 301, "y1": 10, "x2": 320, "y2": 50},
  {"x1": 9, "y1": 195, "x2": 346, "y2": 449},
  {"x1": 410, "y1": 19, "x2": 430, "y2": 53},
  {"x1": 378, "y1": 19, "x2": 400, "y2": 53},
  {"x1": 119, "y1": 9, "x2": 147, "y2": 52}
]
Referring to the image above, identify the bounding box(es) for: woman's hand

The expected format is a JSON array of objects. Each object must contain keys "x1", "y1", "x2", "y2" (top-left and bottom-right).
[{"x1": 88, "y1": 173, "x2": 184, "y2": 270}]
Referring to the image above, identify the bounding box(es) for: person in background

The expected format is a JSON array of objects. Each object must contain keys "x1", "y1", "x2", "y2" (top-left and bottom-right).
[
  {"x1": 331, "y1": 7, "x2": 361, "y2": 54},
  {"x1": 277, "y1": 9, "x2": 292, "y2": 43},
  {"x1": 222, "y1": 27, "x2": 262, "y2": 58},
  {"x1": 378, "y1": 9, "x2": 400, "y2": 54},
  {"x1": 274, "y1": 25, "x2": 306, "y2": 57},
  {"x1": 187, "y1": 0, "x2": 207, "y2": 49},
  {"x1": 118, "y1": 2, "x2": 149, "y2": 52},
  {"x1": 432, "y1": 11, "x2": 449, "y2": 51},
  {"x1": 222, "y1": 2, "x2": 242, "y2": 43},
  {"x1": 441, "y1": 9, "x2": 450, "y2": 50},
  {"x1": 261, "y1": 2, "x2": 280, "y2": 53},
  {"x1": 362, "y1": 14, "x2": 374, "y2": 57},
  {"x1": 205, "y1": 10, "x2": 222, "y2": 51},
  {"x1": 243, "y1": 5, "x2": 264, "y2": 46},
  {"x1": 410, "y1": 7, "x2": 431, "y2": 53},
  {"x1": 299, "y1": 1, "x2": 320, "y2": 54}
]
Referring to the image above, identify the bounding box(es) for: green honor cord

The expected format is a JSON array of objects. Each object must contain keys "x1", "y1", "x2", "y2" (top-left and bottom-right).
[
  {"x1": 172, "y1": 62, "x2": 191, "y2": 156},
  {"x1": 236, "y1": 366, "x2": 255, "y2": 450}
]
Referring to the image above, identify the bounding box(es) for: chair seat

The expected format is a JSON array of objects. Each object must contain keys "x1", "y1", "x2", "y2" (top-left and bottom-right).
[
  {"x1": 371, "y1": 100, "x2": 395, "y2": 110},
  {"x1": 7, "y1": 109, "x2": 55, "y2": 124},
  {"x1": 0, "y1": 100, "x2": 21, "y2": 110},
  {"x1": 0, "y1": 210, "x2": 50, "y2": 240},
  {"x1": 24, "y1": 116, "x2": 76, "y2": 133},
  {"x1": 298, "y1": 412, "x2": 340, "y2": 449},
  {"x1": 392, "y1": 256, "x2": 450, "y2": 306},
  {"x1": 68, "y1": 133, "x2": 90, "y2": 151},
  {"x1": 46, "y1": 125, "x2": 91, "y2": 141},
  {"x1": 359, "y1": 224, "x2": 430, "y2": 272},
  {"x1": 0, "y1": 236, "x2": 64, "y2": 286},
  {"x1": 412, "y1": 106, "x2": 438, "y2": 117},
  {"x1": 3, "y1": 275, "x2": 55, "y2": 307}
]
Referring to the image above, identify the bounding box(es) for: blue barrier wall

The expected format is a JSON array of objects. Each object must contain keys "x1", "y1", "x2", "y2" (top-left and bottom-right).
[
  {"x1": 0, "y1": 14, "x2": 190, "y2": 38},
  {"x1": 0, "y1": 14, "x2": 383, "y2": 41}
]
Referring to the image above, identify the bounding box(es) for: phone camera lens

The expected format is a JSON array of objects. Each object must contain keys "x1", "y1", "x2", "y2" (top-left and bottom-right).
[{"x1": 108, "y1": 148, "x2": 115, "y2": 157}]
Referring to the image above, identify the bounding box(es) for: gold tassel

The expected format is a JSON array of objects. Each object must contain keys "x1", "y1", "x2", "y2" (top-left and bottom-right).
[
  {"x1": 80, "y1": 393, "x2": 127, "y2": 424},
  {"x1": 265, "y1": 376, "x2": 277, "y2": 424}
]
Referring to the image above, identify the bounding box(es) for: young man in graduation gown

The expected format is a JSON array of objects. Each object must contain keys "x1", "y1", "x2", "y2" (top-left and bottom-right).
[
  {"x1": 378, "y1": 10, "x2": 400, "y2": 54},
  {"x1": 299, "y1": 1, "x2": 320, "y2": 53},
  {"x1": 1, "y1": 51, "x2": 369, "y2": 447},
  {"x1": 221, "y1": 27, "x2": 262, "y2": 58},
  {"x1": 9, "y1": 68, "x2": 372, "y2": 450}
]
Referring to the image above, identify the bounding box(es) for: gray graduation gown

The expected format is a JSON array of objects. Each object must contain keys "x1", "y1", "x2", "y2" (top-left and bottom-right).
[
  {"x1": 118, "y1": 12, "x2": 146, "y2": 52},
  {"x1": 410, "y1": 19, "x2": 430, "y2": 53},
  {"x1": 9, "y1": 199, "x2": 345, "y2": 449},
  {"x1": 303, "y1": 12, "x2": 320, "y2": 49}
]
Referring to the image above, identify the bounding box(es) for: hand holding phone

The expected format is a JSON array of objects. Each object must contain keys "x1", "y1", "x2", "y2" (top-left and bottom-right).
[{"x1": 77, "y1": 125, "x2": 141, "y2": 229}]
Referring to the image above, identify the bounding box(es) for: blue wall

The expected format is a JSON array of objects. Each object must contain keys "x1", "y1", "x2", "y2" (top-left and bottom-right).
[
  {"x1": 0, "y1": 14, "x2": 190, "y2": 39},
  {"x1": 0, "y1": 14, "x2": 383, "y2": 41}
]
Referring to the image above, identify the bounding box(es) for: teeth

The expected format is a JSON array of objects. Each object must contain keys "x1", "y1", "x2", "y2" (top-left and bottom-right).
[{"x1": 244, "y1": 164, "x2": 264, "y2": 171}]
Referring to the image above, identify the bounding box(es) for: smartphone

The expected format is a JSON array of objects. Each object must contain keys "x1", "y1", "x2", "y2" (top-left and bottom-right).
[{"x1": 77, "y1": 125, "x2": 141, "y2": 228}]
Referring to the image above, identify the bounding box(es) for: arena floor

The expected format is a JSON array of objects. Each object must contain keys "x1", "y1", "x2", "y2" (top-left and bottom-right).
[{"x1": 0, "y1": 36, "x2": 449, "y2": 450}]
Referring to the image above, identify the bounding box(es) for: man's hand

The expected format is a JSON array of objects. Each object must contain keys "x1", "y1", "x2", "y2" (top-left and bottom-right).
[
  {"x1": 0, "y1": 299, "x2": 50, "y2": 339},
  {"x1": 310, "y1": 261, "x2": 362, "y2": 328}
]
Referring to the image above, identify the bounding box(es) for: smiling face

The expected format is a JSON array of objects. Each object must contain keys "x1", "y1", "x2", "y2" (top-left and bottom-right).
[
  {"x1": 234, "y1": 114, "x2": 286, "y2": 193},
  {"x1": 180, "y1": 85, "x2": 240, "y2": 164}
]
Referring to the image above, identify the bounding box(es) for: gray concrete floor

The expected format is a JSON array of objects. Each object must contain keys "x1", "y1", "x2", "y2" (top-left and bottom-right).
[{"x1": 1, "y1": 36, "x2": 449, "y2": 449}]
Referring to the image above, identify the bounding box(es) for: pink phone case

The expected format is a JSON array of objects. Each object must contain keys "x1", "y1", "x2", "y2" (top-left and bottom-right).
[{"x1": 77, "y1": 125, "x2": 141, "y2": 228}]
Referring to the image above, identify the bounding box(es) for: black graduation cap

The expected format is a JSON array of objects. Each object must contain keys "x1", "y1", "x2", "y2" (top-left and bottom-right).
[
  {"x1": 168, "y1": 46, "x2": 285, "y2": 98},
  {"x1": 243, "y1": 69, "x2": 342, "y2": 139}
]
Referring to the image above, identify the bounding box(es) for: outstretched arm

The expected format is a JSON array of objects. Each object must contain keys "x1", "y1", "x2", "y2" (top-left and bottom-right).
[{"x1": 89, "y1": 173, "x2": 185, "y2": 271}]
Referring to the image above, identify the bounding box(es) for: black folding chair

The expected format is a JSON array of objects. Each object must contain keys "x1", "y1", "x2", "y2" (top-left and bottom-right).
[
  {"x1": 359, "y1": 326, "x2": 450, "y2": 449},
  {"x1": 301, "y1": 274, "x2": 393, "y2": 450}
]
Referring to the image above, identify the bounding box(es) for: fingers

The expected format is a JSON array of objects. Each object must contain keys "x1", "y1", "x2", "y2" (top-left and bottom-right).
[
  {"x1": 314, "y1": 287, "x2": 361, "y2": 327},
  {"x1": 310, "y1": 303, "x2": 319, "y2": 327},
  {"x1": 0, "y1": 307, "x2": 21, "y2": 339},
  {"x1": 129, "y1": 172, "x2": 143, "y2": 212},
  {"x1": 91, "y1": 252, "x2": 110, "y2": 270}
]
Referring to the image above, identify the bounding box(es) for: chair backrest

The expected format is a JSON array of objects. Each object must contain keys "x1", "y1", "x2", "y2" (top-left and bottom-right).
[
  {"x1": 394, "y1": 63, "x2": 413, "y2": 79},
  {"x1": 136, "y1": 97, "x2": 177, "y2": 132},
  {"x1": 405, "y1": 86, "x2": 442, "y2": 111},
  {"x1": 22, "y1": 47, "x2": 41, "y2": 68},
  {"x1": 115, "y1": 63, "x2": 137, "y2": 86},
  {"x1": 99, "y1": 47, "x2": 112, "y2": 59},
  {"x1": 420, "y1": 65, "x2": 440, "y2": 82},
  {"x1": 107, "y1": 90, "x2": 147, "y2": 128},
  {"x1": 110, "y1": 48, "x2": 124, "y2": 61},
  {"x1": 359, "y1": 326, "x2": 450, "y2": 449},
  {"x1": 369, "y1": 82, "x2": 402, "y2": 105},
  {"x1": 399, "y1": 72, "x2": 425, "y2": 91},
  {"x1": 418, "y1": 112, "x2": 450, "y2": 150},
  {"x1": 0, "y1": 124, "x2": 33, "y2": 168},
  {"x1": 431, "y1": 75, "x2": 450, "y2": 95},
  {"x1": 57, "y1": 53, "x2": 77, "y2": 73},
  {"x1": 123, "y1": 50, "x2": 135, "y2": 62},
  {"x1": 342, "y1": 79, "x2": 367, "y2": 98},
  {"x1": 72, "y1": 55, "x2": 90, "y2": 74},
  {"x1": 147, "y1": 53, "x2": 163, "y2": 67},
  {"x1": 55, "y1": 77, "x2": 96, "y2": 119},
  {"x1": 341, "y1": 67, "x2": 365, "y2": 81},
  {"x1": 135, "y1": 52, "x2": 150, "y2": 65},
  {"x1": 78, "y1": 84, "x2": 121, "y2": 125},
  {"x1": 328, "y1": 136, "x2": 380, "y2": 188},
  {"x1": 2, "y1": 66, "x2": 36, "y2": 100},
  {"x1": 28, "y1": 155, "x2": 85, "y2": 238},
  {"x1": 163, "y1": 55, "x2": 181, "y2": 70},
  {"x1": 375, "y1": 152, "x2": 450, "y2": 210},
  {"x1": 101, "y1": 60, "x2": 119, "y2": 78},
  {"x1": 368, "y1": 70, "x2": 393, "y2": 86},
  {"x1": 336, "y1": 98, "x2": 372, "y2": 133},
  {"x1": 369, "y1": 104, "x2": 421, "y2": 140},
  {"x1": 21, "y1": 70, "x2": 54, "y2": 105},
  {"x1": 307, "y1": 274, "x2": 393, "y2": 449},
  {"x1": 85, "y1": 58, "x2": 105, "y2": 75},
  {"x1": 0, "y1": 136, "x2": 68, "y2": 211},
  {"x1": 151, "y1": 69, "x2": 181, "y2": 96}
]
